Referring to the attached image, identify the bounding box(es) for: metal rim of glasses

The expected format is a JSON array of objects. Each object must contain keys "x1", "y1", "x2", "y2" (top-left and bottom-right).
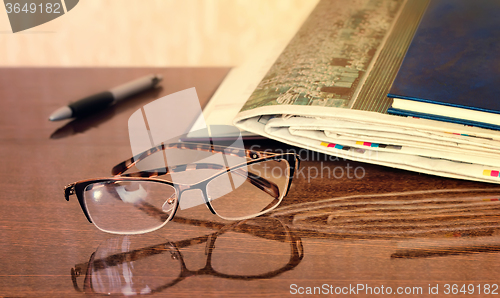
[{"x1": 65, "y1": 143, "x2": 300, "y2": 234}]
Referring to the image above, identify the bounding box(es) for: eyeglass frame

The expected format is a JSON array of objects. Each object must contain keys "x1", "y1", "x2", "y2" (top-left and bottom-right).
[{"x1": 64, "y1": 142, "x2": 300, "y2": 233}]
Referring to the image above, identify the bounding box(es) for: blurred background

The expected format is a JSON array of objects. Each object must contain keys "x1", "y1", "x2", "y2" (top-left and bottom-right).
[{"x1": 0, "y1": 0, "x2": 319, "y2": 67}]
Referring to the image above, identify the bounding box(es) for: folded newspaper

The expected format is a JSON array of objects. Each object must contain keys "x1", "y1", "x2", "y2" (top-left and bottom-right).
[{"x1": 206, "y1": 0, "x2": 500, "y2": 184}]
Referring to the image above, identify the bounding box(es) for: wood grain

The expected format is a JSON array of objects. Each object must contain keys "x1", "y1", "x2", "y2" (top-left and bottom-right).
[{"x1": 1, "y1": 68, "x2": 500, "y2": 297}]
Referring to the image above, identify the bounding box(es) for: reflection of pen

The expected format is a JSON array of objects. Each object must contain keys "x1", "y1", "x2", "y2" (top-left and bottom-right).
[{"x1": 49, "y1": 74, "x2": 162, "y2": 121}]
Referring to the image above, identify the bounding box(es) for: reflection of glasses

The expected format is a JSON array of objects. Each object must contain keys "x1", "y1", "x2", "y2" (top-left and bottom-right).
[
  {"x1": 71, "y1": 217, "x2": 304, "y2": 295},
  {"x1": 64, "y1": 142, "x2": 299, "y2": 234}
]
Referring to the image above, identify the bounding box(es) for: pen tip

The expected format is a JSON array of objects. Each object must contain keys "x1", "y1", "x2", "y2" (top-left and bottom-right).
[
  {"x1": 49, "y1": 106, "x2": 73, "y2": 121},
  {"x1": 153, "y1": 75, "x2": 163, "y2": 86}
]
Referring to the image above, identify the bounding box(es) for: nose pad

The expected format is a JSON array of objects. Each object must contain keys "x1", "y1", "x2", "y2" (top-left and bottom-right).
[{"x1": 162, "y1": 193, "x2": 177, "y2": 213}]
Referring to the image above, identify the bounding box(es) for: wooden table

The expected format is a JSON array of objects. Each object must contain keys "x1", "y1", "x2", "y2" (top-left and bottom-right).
[{"x1": 1, "y1": 68, "x2": 500, "y2": 297}]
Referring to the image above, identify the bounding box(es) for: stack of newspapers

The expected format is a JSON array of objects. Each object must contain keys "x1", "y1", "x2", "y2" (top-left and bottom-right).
[{"x1": 198, "y1": 0, "x2": 500, "y2": 184}]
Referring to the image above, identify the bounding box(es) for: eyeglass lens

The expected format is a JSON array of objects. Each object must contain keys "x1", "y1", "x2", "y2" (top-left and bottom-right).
[
  {"x1": 207, "y1": 158, "x2": 290, "y2": 219},
  {"x1": 83, "y1": 181, "x2": 178, "y2": 234}
]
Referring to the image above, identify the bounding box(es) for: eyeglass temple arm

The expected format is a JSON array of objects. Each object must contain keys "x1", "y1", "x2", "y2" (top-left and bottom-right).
[
  {"x1": 111, "y1": 142, "x2": 274, "y2": 176},
  {"x1": 245, "y1": 170, "x2": 280, "y2": 199},
  {"x1": 121, "y1": 162, "x2": 280, "y2": 199}
]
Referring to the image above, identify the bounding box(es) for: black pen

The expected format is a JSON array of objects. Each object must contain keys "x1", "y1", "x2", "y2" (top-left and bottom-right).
[{"x1": 48, "y1": 74, "x2": 162, "y2": 121}]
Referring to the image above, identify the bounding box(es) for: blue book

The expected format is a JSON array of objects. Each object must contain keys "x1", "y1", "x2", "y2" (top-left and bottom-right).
[{"x1": 387, "y1": 0, "x2": 500, "y2": 129}]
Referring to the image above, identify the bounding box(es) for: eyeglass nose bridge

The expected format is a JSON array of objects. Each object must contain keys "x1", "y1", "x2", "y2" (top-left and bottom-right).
[{"x1": 176, "y1": 184, "x2": 217, "y2": 215}]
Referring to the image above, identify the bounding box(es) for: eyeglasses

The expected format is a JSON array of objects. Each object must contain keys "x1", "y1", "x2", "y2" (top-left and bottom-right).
[
  {"x1": 65, "y1": 142, "x2": 299, "y2": 234},
  {"x1": 70, "y1": 217, "x2": 304, "y2": 295}
]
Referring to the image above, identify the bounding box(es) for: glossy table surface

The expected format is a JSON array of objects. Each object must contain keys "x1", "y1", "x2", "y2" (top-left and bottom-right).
[{"x1": 1, "y1": 68, "x2": 500, "y2": 297}]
